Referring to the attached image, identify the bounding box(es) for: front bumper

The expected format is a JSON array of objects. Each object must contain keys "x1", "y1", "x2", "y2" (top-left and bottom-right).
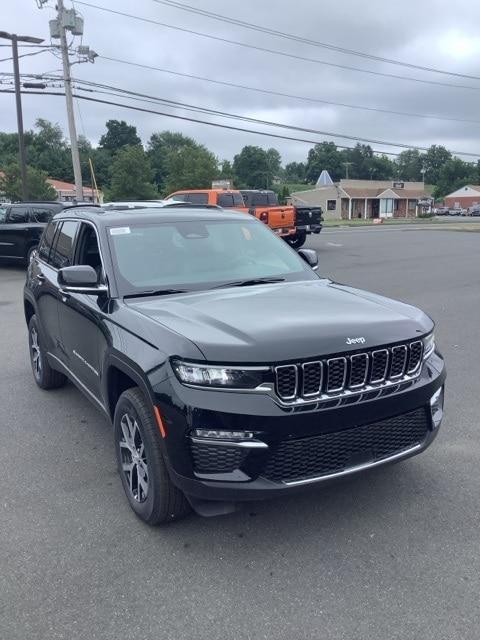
[{"x1": 152, "y1": 352, "x2": 445, "y2": 503}]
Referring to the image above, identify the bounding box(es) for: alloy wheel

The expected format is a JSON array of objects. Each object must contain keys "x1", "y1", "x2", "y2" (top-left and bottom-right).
[
  {"x1": 119, "y1": 413, "x2": 149, "y2": 503},
  {"x1": 30, "y1": 327, "x2": 42, "y2": 379}
]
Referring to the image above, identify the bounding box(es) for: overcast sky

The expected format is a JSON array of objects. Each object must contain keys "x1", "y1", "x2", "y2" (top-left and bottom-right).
[{"x1": 1, "y1": 0, "x2": 480, "y2": 165}]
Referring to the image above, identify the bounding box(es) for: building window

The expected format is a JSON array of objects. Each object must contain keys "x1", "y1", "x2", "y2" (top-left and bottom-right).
[
  {"x1": 408, "y1": 200, "x2": 417, "y2": 211},
  {"x1": 327, "y1": 200, "x2": 336, "y2": 211}
]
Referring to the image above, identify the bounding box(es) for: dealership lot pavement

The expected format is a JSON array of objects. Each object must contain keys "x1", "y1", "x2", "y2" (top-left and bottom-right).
[{"x1": 0, "y1": 227, "x2": 479, "y2": 640}]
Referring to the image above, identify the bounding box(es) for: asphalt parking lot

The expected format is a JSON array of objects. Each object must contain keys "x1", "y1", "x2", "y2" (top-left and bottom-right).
[{"x1": 1, "y1": 226, "x2": 479, "y2": 640}]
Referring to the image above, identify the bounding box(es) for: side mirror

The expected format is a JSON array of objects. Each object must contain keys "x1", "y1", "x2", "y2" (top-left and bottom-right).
[
  {"x1": 298, "y1": 248, "x2": 318, "y2": 271},
  {"x1": 58, "y1": 265, "x2": 108, "y2": 295}
]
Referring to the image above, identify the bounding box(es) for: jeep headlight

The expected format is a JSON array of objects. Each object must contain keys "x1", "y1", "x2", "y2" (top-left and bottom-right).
[
  {"x1": 423, "y1": 332, "x2": 435, "y2": 360},
  {"x1": 172, "y1": 360, "x2": 268, "y2": 389}
]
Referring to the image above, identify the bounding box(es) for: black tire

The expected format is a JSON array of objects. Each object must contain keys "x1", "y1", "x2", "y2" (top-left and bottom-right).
[
  {"x1": 28, "y1": 315, "x2": 67, "y2": 390},
  {"x1": 26, "y1": 245, "x2": 37, "y2": 266},
  {"x1": 114, "y1": 387, "x2": 191, "y2": 525},
  {"x1": 286, "y1": 230, "x2": 307, "y2": 249}
]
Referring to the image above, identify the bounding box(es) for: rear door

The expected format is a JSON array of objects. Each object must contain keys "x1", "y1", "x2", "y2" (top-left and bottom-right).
[
  {"x1": 0, "y1": 205, "x2": 31, "y2": 259},
  {"x1": 30, "y1": 220, "x2": 64, "y2": 357}
]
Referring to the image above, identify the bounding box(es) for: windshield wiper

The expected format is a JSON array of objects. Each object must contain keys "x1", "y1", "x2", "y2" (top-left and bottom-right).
[
  {"x1": 124, "y1": 289, "x2": 187, "y2": 299},
  {"x1": 211, "y1": 277, "x2": 286, "y2": 290}
]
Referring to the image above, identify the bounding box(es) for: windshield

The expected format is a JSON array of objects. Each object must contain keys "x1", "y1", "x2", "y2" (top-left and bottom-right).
[{"x1": 108, "y1": 218, "x2": 317, "y2": 295}]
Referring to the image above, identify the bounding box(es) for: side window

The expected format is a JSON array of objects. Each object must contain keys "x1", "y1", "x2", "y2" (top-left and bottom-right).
[
  {"x1": 267, "y1": 193, "x2": 279, "y2": 206},
  {"x1": 38, "y1": 222, "x2": 58, "y2": 264},
  {"x1": 75, "y1": 223, "x2": 103, "y2": 278},
  {"x1": 50, "y1": 220, "x2": 79, "y2": 269},
  {"x1": 31, "y1": 206, "x2": 55, "y2": 223},
  {"x1": 0, "y1": 207, "x2": 7, "y2": 223},
  {"x1": 188, "y1": 193, "x2": 209, "y2": 205},
  {"x1": 251, "y1": 194, "x2": 269, "y2": 206},
  {"x1": 171, "y1": 193, "x2": 188, "y2": 202},
  {"x1": 217, "y1": 194, "x2": 235, "y2": 207},
  {"x1": 6, "y1": 206, "x2": 30, "y2": 223}
]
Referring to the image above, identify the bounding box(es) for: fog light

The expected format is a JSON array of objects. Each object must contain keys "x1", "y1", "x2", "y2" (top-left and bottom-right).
[
  {"x1": 193, "y1": 429, "x2": 254, "y2": 440},
  {"x1": 430, "y1": 387, "x2": 444, "y2": 429}
]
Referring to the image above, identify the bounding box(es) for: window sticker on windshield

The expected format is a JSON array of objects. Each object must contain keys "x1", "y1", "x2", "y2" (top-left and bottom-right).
[{"x1": 110, "y1": 227, "x2": 131, "y2": 235}]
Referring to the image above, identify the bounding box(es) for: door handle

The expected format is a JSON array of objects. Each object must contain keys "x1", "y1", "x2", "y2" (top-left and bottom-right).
[{"x1": 36, "y1": 273, "x2": 45, "y2": 283}]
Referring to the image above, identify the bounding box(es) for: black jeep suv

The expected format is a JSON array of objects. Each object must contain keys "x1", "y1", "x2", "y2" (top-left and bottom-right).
[
  {"x1": 24, "y1": 206, "x2": 445, "y2": 524},
  {"x1": 0, "y1": 202, "x2": 75, "y2": 264}
]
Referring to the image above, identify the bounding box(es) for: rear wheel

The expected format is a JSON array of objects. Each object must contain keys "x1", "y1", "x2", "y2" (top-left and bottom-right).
[
  {"x1": 28, "y1": 315, "x2": 67, "y2": 390},
  {"x1": 286, "y1": 230, "x2": 307, "y2": 249},
  {"x1": 114, "y1": 387, "x2": 191, "y2": 525}
]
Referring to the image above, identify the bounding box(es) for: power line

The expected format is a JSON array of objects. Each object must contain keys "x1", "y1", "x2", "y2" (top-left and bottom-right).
[
  {"x1": 96, "y1": 56, "x2": 480, "y2": 127},
  {"x1": 74, "y1": 1, "x2": 480, "y2": 92},
  {"x1": 0, "y1": 87, "x2": 405, "y2": 156},
  {"x1": 0, "y1": 48, "x2": 51, "y2": 64},
  {"x1": 154, "y1": 0, "x2": 480, "y2": 82},
  {"x1": 5, "y1": 86, "x2": 479, "y2": 159},
  {"x1": 67, "y1": 77, "x2": 480, "y2": 156}
]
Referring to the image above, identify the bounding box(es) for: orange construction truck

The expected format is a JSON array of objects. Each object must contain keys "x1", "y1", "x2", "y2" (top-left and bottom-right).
[{"x1": 165, "y1": 189, "x2": 297, "y2": 240}]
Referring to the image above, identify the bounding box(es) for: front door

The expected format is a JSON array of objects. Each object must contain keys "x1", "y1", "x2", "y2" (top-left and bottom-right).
[
  {"x1": 57, "y1": 222, "x2": 107, "y2": 402},
  {"x1": 371, "y1": 200, "x2": 379, "y2": 218}
]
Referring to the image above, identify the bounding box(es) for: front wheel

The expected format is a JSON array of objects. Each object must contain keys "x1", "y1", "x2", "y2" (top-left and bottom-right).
[
  {"x1": 286, "y1": 230, "x2": 307, "y2": 249},
  {"x1": 114, "y1": 387, "x2": 191, "y2": 525}
]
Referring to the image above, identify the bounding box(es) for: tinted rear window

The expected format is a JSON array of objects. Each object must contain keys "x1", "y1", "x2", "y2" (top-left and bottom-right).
[
  {"x1": 218, "y1": 193, "x2": 243, "y2": 207},
  {"x1": 31, "y1": 206, "x2": 55, "y2": 223},
  {"x1": 187, "y1": 193, "x2": 209, "y2": 205},
  {"x1": 7, "y1": 206, "x2": 29, "y2": 223}
]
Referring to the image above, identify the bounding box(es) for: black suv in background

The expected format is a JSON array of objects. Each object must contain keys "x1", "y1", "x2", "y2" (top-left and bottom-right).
[
  {"x1": 24, "y1": 206, "x2": 445, "y2": 525},
  {"x1": 0, "y1": 202, "x2": 71, "y2": 264}
]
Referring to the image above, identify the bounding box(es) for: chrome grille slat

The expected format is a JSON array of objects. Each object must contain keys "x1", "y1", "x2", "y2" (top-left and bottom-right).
[
  {"x1": 273, "y1": 341, "x2": 423, "y2": 403},
  {"x1": 326, "y1": 357, "x2": 347, "y2": 393},
  {"x1": 349, "y1": 353, "x2": 369, "y2": 388},
  {"x1": 302, "y1": 361, "x2": 323, "y2": 397},
  {"x1": 390, "y1": 345, "x2": 408, "y2": 379},
  {"x1": 275, "y1": 364, "x2": 298, "y2": 400}
]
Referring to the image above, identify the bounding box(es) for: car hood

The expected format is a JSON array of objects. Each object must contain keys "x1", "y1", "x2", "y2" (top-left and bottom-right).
[{"x1": 125, "y1": 280, "x2": 433, "y2": 362}]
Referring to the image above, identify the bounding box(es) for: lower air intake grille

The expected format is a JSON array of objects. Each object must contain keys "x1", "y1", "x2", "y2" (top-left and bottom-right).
[
  {"x1": 191, "y1": 442, "x2": 246, "y2": 474},
  {"x1": 263, "y1": 407, "x2": 429, "y2": 483}
]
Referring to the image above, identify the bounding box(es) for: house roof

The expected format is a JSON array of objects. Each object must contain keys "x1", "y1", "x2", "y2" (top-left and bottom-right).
[{"x1": 47, "y1": 178, "x2": 96, "y2": 194}]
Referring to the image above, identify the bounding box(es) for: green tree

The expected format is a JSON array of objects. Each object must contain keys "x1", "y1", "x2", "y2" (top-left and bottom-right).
[
  {"x1": 433, "y1": 157, "x2": 477, "y2": 198},
  {"x1": 284, "y1": 161, "x2": 306, "y2": 183},
  {"x1": 164, "y1": 144, "x2": 218, "y2": 194},
  {"x1": 305, "y1": 142, "x2": 343, "y2": 183},
  {"x1": 99, "y1": 120, "x2": 141, "y2": 152},
  {"x1": 218, "y1": 159, "x2": 234, "y2": 181},
  {"x1": 0, "y1": 162, "x2": 57, "y2": 201},
  {"x1": 147, "y1": 131, "x2": 197, "y2": 191},
  {"x1": 423, "y1": 145, "x2": 452, "y2": 185},
  {"x1": 369, "y1": 154, "x2": 394, "y2": 180},
  {"x1": 233, "y1": 146, "x2": 273, "y2": 188},
  {"x1": 395, "y1": 149, "x2": 424, "y2": 181},
  {"x1": 108, "y1": 145, "x2": 158, "y2": 200},
  {"x1": 266, "y1": 147, "x2": 282, "y2": 179},
  {"x1": 28, "y1": 118, "x2": 72, "y2": 182},
  {"x1": 88, "y1": 147, "x2": 113, "y2": 192}
]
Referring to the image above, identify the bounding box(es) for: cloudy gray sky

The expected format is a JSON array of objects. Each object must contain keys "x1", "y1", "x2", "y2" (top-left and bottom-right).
[{"x1": 2, "y1": 0, "x2": 480, "y2": 165}]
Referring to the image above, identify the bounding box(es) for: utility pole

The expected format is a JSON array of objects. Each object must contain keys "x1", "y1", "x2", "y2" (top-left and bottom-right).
[
  {"x1": 343, "y1": 162, "x2": 353, "y2": 180},
  {"x1": 57, "y1": 0, "x2": 83, "y2": 201},
  {"x1": 0, "y1": 31, "x2": 44, "y2": 200}
]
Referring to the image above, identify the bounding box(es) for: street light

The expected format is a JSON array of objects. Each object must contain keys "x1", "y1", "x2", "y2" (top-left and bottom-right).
[{"x1": 0, "y1": 31, "x2": 44, "y2": 200}]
